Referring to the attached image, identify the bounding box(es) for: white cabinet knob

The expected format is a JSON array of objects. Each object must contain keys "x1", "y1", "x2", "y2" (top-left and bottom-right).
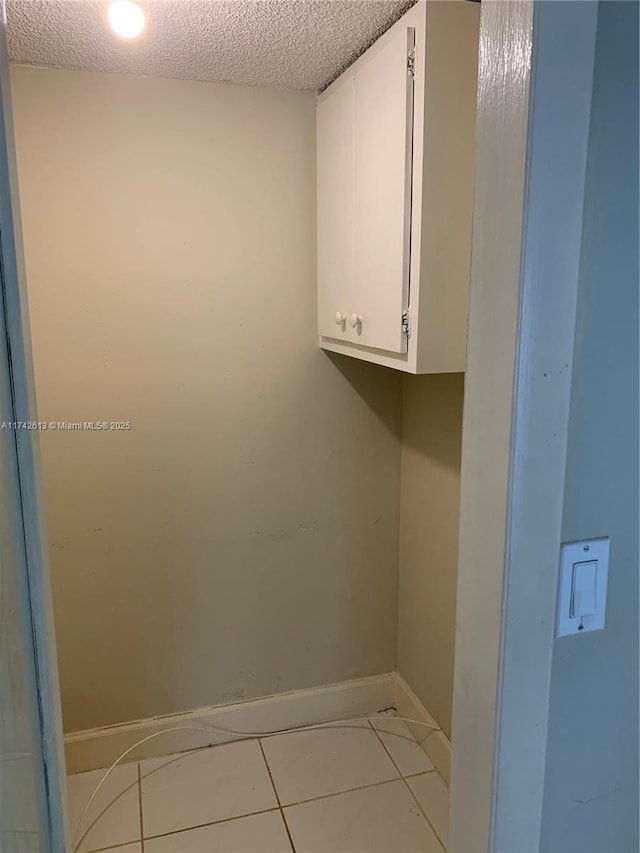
[
  {"x1": 335, "y1": 312, "x2": 346, "y2": 330},
  {"x1": 350, "y1": 314, "x2": 363, "y2": 329}
]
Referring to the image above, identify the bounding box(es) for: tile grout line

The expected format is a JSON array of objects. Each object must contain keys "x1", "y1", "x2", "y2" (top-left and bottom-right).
[
  {"x1": 277, "y1": 775, "x2": 408, "y2": 809},
  {"x1": 368, "y1": 720, "x2": 447, "y2": 851},
  {"x1": 90, "y1": 843, "x2": 144, "y2": 853},
  {"x1": 137, "y1": 761, "x2": 145, "y2": 852},
  {"x1": 401, "y1": 776, "x2": 447, "y2": 852},
  {"x1": 404, "y1": 768, "x2": 437, "y2": 780},
  {"x1": 140, "y1": 807, "x2": 282, "y2": 844},
  {"x1": 257, "y1": 738, "x2": 297, "y2": 853}
]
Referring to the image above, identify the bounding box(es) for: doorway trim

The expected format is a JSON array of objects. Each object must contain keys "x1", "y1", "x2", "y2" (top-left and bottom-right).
[
  {"x1": 0, "y1": 3, "x2": 69, "y2": 849},
  {"x1": 449, "y1": 1, "x2": 598, "y2": 851}
]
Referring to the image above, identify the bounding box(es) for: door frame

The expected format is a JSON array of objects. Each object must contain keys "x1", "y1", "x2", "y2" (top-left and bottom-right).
[
  {"x1": 0, "y1": 0, "x2": 600, "y2": 850},
  {"x1": 0, "y1": 3, "x2": 68, "y2": 850},
  {"x1": 449, "y1": 1, "x2": 599, "y2": 851}
]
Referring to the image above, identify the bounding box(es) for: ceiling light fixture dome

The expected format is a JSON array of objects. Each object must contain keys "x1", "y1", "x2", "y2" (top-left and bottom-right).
[{"x1": 108, "y1": 1, "x2": 145, "y2": 40}]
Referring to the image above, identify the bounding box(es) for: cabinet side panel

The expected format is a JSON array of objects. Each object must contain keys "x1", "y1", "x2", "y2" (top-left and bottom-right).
[
  {"x1": 317, "y1": 80, "x2": 353, "y2": 341},
  {"x1": 416, "y1": 0, "x2": 480, "y2": 373}
]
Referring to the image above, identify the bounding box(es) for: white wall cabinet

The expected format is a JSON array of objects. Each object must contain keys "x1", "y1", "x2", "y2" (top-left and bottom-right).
[{"x1": 317, "y1": 0, "x2": 480, "y2": 373}]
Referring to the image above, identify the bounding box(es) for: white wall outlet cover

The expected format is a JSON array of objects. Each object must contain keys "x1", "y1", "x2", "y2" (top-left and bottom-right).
[{"x1": 556, "y1": 537, "x2": 610, "y2": 637}]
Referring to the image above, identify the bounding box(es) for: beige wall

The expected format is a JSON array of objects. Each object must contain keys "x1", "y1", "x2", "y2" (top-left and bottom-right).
[
  {"x1": 397, "y1": 374, "x2": 464, "y2": 737},
  {"x1": 10, "y1": 65, "x2": 402, "y2": 733}
]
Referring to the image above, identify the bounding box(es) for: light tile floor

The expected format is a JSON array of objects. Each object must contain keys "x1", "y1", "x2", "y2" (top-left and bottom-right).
[{"x1": 68, "y1": 714, "x2": 448, "y2": 853}]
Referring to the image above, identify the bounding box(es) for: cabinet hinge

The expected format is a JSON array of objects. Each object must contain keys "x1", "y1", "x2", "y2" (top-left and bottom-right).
[
  {"x1": 402, "y1": 308, "x2": 412, "y2": 338},
  {"x1": 407, "y1": 48, "x2": 416, "y2": 80}
]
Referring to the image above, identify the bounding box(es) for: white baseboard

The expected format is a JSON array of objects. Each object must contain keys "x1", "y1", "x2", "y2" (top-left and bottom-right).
[
  {"x1": 64, "y1": 673, "x2": 396, "y2": 774},
  {"x1": 64, "y1": 671, "x2": 451, "y2": 779},
  {"x1": 392, "y1": 672, "x2": 452, "y2": 783}
]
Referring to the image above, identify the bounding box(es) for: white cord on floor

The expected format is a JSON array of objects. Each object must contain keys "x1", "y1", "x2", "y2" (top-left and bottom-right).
[{"x1": 71, "y1": 713, "x2": 439, "y2": 852}]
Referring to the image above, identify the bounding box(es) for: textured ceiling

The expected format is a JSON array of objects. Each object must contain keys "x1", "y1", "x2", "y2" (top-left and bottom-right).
[{"x1": 7, "y1": 0, "x2": 416, "y2": 91}]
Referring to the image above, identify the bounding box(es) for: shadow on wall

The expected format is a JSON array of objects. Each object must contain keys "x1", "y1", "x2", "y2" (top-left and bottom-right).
[
  {"x1": 401, "y1": 373, "x2": 464, "y2": 472},
  {"x1": 326, "y1": 351, "x2": 403, "y2": 440},
  {"x1": 397, "y1": 371, "x2": 465, "y2": 736}
]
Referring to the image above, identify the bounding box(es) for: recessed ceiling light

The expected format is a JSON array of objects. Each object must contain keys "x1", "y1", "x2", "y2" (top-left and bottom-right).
[{"x1": 108, "y1": 1, "x2": 145, "y2": 40}]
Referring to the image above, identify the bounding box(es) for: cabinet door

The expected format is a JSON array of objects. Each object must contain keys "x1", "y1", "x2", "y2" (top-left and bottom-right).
[
  {"x1": 352, "y1": 27, "x2": 415, "y2": 353},
  {"x1": 317, "y1": 78, "x2": 353, "y2": 340}
]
